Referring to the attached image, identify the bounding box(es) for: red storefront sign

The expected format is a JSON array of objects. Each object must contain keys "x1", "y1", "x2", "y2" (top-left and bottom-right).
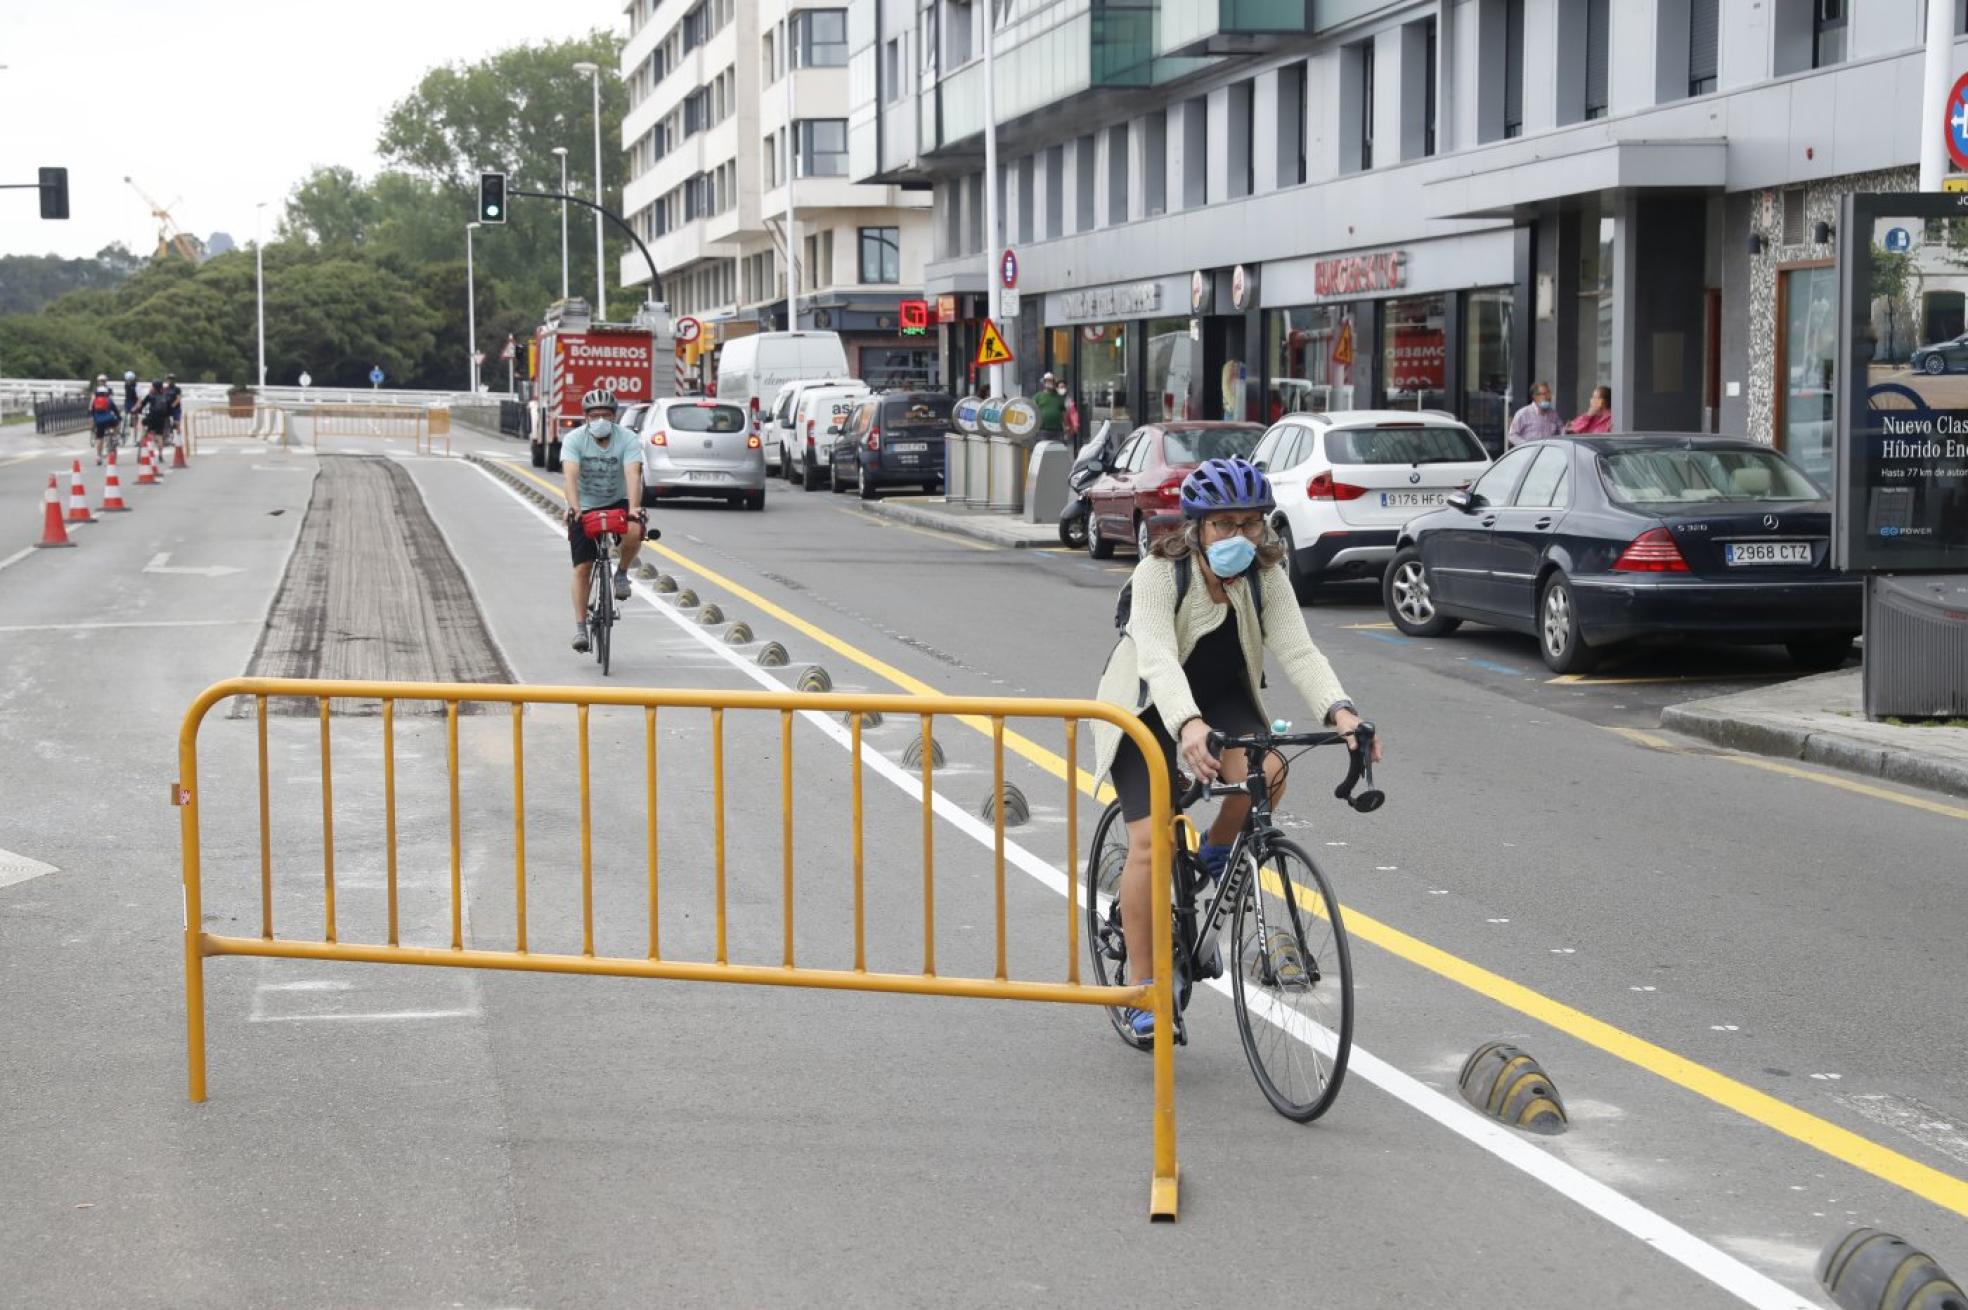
[{"x1": 1313, "y1": 250, "x2": 1409, "y2": 299}]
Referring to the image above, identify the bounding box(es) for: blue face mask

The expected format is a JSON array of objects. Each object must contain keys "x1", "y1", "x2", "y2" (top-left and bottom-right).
[
  {"x1": 1536, "y1": 400, "x2": 1553, "y2": 411},
  {"x1": 586, "y1": 418, "x2": 612, "y2": 438},
  {"x1": 1206, "y1": 535, "x2": 1257, "y2": 577}
]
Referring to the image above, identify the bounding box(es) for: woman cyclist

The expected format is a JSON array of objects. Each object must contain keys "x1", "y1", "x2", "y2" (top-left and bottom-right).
[{"x1": 1090, "y1": 457, "x2": 1382, "y2": 1038}]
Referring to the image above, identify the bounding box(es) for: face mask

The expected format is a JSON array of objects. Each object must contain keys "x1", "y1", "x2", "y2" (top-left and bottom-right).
[
  {"x1": 1206, "y1": 535, "x2": 1256, "y2": 577},
  {"x1": 1536, "y1": 400, "x2": 1553, "y2": 411},
  {"x1": 586, "y1": 419, "x2": 612, "y2": 438}
]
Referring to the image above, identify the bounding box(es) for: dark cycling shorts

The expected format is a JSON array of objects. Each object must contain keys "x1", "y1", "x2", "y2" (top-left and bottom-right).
[
  {"x1": 1109, "y1": 694, "x2": 1265, "y2": 824},
  {"x1": 568, "y1": 499, "x2": 633, "y2": 567}
]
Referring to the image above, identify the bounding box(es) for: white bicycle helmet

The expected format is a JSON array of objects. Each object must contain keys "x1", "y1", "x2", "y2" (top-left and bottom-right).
[
  {"x1": 581, "y1": 387, "x2": 618, "y2": 413},
  {"x1": 124, "y1": 370, "x2": 136, "y2": 381}
]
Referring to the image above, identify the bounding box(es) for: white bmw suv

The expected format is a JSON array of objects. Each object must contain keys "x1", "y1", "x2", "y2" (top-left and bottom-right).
[{"x1": 1252, "y1": 410, "x2": 1493, "y2": 601}]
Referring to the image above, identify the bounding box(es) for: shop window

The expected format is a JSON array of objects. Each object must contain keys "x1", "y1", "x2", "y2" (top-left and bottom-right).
[
  {"x1": 1079, "y1": 323, "x2": 1133, "y2": 439},
  {"x1": 1146, "y1": 317, "x2": 1197, "y2": 421},
  {"x1": 1377, "y1": 294, "x2": 1449, "y2": 414},
  {"x1": 1265, "y1": 305, "x2": 1358, "y2": 420},
  {"x1": 1462, "y1": 288, "x2": 1514, "y2": 456}
]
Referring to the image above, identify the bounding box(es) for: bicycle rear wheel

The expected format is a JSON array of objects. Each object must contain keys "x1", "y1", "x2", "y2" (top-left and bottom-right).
[
  {"x1": 590, "y1": 552, "x2": 613, "y2": 676},
  {"x1": 1230, "y1": 837, "x2": 1352, "y2": 1121},
  {"x1": 1083, "y1": 798, "x2": 1152, "y2": 1052}
]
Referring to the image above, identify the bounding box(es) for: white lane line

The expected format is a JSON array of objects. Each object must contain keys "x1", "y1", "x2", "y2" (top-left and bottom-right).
[
  {"x1": 0, "y1": 546, "x2": 34, "y2": 575},
  {"x1": 0, "y1": 619, "x2": 259, "y2": 633},
  {"x1": 253, "y1": 1009, "x2": 477, "y2": 1022},
  {"x1": 257, "y1": 980, "x2": 353, "y2": 993},
  {"x1": 0, "y1": 847, "x2": 60, "y2": 890},
  {"x1": 471, "y1": 462, "x2": 1814, "y2": 1309}
]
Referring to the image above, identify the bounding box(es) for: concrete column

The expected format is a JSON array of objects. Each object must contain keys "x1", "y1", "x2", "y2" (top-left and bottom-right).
[
  {"x1": 1206, "y1": 86, "x2": 1232, "y2": 204},
  {"x1": 1610, "y1": 0, "x2": 1661, "y2": 115},
  {"x1": 1610, "y1": 190, "x2": 1641, "y2": 435},
  {"x1": 1253, "y1": 69, "x2": 1282, "y2": 194},
  {"x1": 1522, "y1": 0, "x2": 1560, "y2": 134},
  {"x1": 1307, "y1": 47, "x2": 1340, "y2": 178},
  {"x1": 1095, "y1": 130, "x2": 1116, "y2": 228},
  {"x1": 1374, "y1": 27, "x2": 1403, "y2": 163}
]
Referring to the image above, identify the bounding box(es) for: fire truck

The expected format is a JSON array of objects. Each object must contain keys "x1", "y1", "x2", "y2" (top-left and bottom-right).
[{"x1": 527, "y1": 298, "x2": 676, "y2": 470}]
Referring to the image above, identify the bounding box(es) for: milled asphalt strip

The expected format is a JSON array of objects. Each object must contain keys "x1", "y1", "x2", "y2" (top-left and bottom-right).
[{"x1": 470, "y1": 458, "x2": 1812, "y2": 1309}]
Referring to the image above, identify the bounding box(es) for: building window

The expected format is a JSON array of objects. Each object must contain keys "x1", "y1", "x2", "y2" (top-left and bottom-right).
[
  {"x1": 1689, "y1": 0, "x2": 1719, "y2": 95},
  {"x1": 1277, "y1": 63, "x2": 1307, "y2": 186},
  {"x1": 884, "y1": 38, "x2": 902, "y2": 102},
  {"x1": 1076, "y1": 133, "x2": 1096, "y2": 231},
  {"x1": 859, "y1": 226, "x2": 900, "y2": 283},
  {"x1": 1265, "y1": 305, "x2": 1356, "y2": 418},
  {"x1": 681, "y1": 3, "x2": 708, "y2": 52},
  {"x1": 1359, "y1": 41, "x2": 1375, "y2": 168},
  {"x1": 1503, "y1": 0, "x2": 1524, "y2": 138},
  {"x1": 1423, "y1": 20, "x2": 1438, "y2": 156},
  {"x1": 1108, "y1": 123, "x2": 1130, "y2": 224},
  {"x1": 683, "y1": 87, "x2": 710, "y2": 135},
  {"x1": 793, "y1": 9, "x2": 849, "y2": 68},
  {"x1": 1584, "y1": 0, "x2": 1609, "y2": 119},
  {"x1": 796, "y1": 119, "x2": 849, "y2": 176},
  {"x1": 1462, "y1": 288, "x2": 1515, "y2": 455},
  {"x1": 1813, "y1": 0, "x2": 1847, "y2": 69},
  {"x1": 763, "y1": 134, "x2": 777, "y2": 188}
]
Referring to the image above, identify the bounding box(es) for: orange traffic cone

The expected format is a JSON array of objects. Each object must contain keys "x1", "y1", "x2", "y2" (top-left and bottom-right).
[
  {"x1": 136, "y1": 443, "x2": 158, "y2": 486},
  {"x1": 66, "y1": 461, "x2": 95, "y2": 525},
  {"x1": 171, "y1": 435, "x2": 188, "y2": 469},
  {"x1": 101, "y1": 450, "x2": 130, "y2": 512},
  {"x1": 33, "y1": 475, "x2": 74, "y2": 548}
]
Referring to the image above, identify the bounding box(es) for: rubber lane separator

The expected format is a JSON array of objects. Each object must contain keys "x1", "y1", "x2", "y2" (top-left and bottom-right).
[{"x1": 472, "y1": 457, "x2": 1813, "y2": 1305}]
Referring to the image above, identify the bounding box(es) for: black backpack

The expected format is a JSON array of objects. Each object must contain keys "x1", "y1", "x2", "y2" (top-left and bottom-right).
[{"x1": 1113, "y1": 555, "x2": 1265, "y2": 633}]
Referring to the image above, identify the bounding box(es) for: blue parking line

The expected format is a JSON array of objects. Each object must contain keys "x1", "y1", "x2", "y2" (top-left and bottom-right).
[
  {"x1": 1468, "y1": 658, "x2": 1525, "y2": 677},
  {"x1": 1358, "y1": 631, "x2": 1413, "y2": 646}
]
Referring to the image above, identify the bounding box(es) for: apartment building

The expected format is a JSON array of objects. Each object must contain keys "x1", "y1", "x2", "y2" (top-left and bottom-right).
[
  {"x1": 848, "y1": 0, "x2": 1968, "y2": 482},
  {"x1": 619, "y1": 0, "x2": 938, "y2": 386}
]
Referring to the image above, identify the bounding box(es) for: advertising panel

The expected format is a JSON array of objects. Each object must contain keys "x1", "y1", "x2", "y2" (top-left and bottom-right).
[{"x1": 1838, "y1": 194, "x2": 1968, "y2": 573}]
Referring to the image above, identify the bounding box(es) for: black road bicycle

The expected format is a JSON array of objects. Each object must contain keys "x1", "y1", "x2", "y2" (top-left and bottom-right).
[
  {"x1": 574, "y1": 507, "x2": 646, "y2": 677},
  {"x1": 1086, "y1": 722, "x2": 1382, "y2": 1121}
]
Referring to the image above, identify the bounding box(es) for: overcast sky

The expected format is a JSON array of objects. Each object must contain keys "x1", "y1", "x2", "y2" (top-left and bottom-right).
[{"x1": 0, "y1": 0, "x2": 622, "y2": 262}]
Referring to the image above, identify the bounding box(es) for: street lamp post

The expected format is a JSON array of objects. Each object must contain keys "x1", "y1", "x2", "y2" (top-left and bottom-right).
[
  {"x1": 254, "y1": 201, "x2": 267, "y2": 388},
  {"x1": 785, "y1": 30, "x2": 799, "y2": 331},
  {"x1": 982, "y1": 0, "x2": 1004, "y2": 397},
  {"x1": 466, "y1": 221, "x2": 482, "y2": 393},
  {"x1": 572, "y1": 61, "x2": 606, "y2": 319},
  {"x1": 551, "y1": 146, "x2": 571, "y2": 300}
]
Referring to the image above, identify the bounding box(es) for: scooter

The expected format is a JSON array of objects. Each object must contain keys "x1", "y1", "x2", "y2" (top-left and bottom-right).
[{"x1": 1057, "y1": 420, "x2": 1116, "y2": 549}]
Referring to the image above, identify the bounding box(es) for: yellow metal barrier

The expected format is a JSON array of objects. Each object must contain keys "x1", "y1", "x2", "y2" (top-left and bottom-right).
[
  {"x1": 175, "y1": 677, "x2": 1180, "y2": 1219},
  {"x1": 184, "y1": 406, "x2": 259, "y2": 445},
  {"x1": 308, "y1": 404, "x2": 446, "y2": 456}
]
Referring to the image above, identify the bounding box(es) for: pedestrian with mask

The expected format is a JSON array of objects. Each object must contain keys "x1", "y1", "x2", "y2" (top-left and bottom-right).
[
  {"x1": 1568, "y1": 385, "x2": 1614, "y2": 434},
  {"x1": 1033, "y1": 371, "x2": 1066, "y2": 439},
  {"x1": 1506, "y1": 381, "x2": 1563, "y2": 448}
]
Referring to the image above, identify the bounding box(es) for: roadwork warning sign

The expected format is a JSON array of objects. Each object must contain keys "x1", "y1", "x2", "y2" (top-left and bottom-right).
[{"x1": 975, "y1": 318, "x2": 1014, "y2": 367}]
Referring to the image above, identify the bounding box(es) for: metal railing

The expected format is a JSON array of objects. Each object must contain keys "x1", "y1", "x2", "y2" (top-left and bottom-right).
[
  {"x1": 175, "y1": 678, "x2": 1180, "y2": 1219},
  {"x1": 32, "y1": 394, "x2": 90, "y2": 435}
]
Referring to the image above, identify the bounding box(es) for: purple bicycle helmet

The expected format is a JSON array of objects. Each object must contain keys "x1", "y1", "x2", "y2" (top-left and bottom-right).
[{"x1": 1179, "y1": 456, "x2": 1274, "y2": 519}]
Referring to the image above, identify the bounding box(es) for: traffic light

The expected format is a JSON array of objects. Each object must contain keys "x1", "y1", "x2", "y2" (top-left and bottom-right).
[
  {"x1": 478, "y1": 171, "x2": 507, "y2": 224},
  {"x1": 39, "y1": 167, "x2": 68, "y2": 220}
]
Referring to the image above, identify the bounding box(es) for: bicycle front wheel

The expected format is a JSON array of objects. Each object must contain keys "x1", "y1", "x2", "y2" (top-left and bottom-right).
[
  {"x1": 1230, "y1": 837, "x2": 1352, "y2": 1121},
  {"x1": 591, "y1": 553, "x2": 613, "y2": 676}
]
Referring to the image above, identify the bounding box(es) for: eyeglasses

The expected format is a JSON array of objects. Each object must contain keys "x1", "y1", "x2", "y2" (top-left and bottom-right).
[{"x1": 1204, "y1": 515, "x2": 1266, "y2": 538}]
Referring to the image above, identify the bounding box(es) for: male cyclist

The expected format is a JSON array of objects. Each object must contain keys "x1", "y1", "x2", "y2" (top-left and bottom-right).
[
  {"x1": 121, "y1": 371, "x2": 139, "y2": 438},
  {"x1": 161, "y1": 373, "x2": 184, "y2": 445},
  {"x1": 135, "y1": 379, "x2": 173, "y2": 448},
  {"x1": 561, "y1": 388, "x2": 647, "y2": 653},
  {"x1": 1089, "y1": 457, "x2": 1382, "y2": 1039},
  {"x1": 87, "y1": 384, "x2": 122, "y2": 464}
]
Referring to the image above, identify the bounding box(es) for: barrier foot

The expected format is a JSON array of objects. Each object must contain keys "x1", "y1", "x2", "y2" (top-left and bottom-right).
[{"x1": 1149, "y1": 1165, "x2": 1179, "y2": 1222}]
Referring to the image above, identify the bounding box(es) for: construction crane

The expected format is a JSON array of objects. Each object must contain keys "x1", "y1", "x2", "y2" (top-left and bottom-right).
[{"x1": 123, "y1": 175, "x2": 204, "y2": 263}]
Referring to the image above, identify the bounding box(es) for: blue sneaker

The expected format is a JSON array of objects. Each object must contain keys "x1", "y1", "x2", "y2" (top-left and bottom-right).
[
  {"x1": 1197, "y1": 841, "x2": 1234, "y2": 882},
  {"x1": 1124, "y1": 986, "x2": 1157, "y2": 1040}
]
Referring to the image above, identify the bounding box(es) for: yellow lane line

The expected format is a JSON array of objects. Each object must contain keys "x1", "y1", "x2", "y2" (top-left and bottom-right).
[
  {"x1": 1724, "y1": 755, "x2": 1968, "y2": 822},
  {"x1": 1599, "y1": 726, "x2": 1681, "y2": 752},
  {"x1": 507, "y1": 457, "x2": 1968, "y2": 1219},
  {"x1": 507, "y1": 462, "x2": 1111, "y2": 798},
  {"x1": 831, "y1": 506, "x2": 997, "y2": 552},
  {"x1": 1549, "y1": 672, "x2": 1777, "y2": 686}
]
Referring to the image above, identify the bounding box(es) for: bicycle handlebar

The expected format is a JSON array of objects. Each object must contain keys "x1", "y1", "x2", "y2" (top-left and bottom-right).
[{"x1": 1175, "y1": 722, "x2": 1384, "y2": 814}]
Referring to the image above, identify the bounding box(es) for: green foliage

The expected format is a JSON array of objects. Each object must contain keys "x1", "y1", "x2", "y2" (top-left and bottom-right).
[
  {"x1": 13, "y1": 29, "x2": 636, "y2": 390},
  {"x1": 0, "y1": 244, "x2": 141, "y2": 316}
]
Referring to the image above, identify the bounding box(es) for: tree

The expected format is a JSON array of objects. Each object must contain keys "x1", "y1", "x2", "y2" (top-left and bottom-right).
[{"x1": 1871, "y1": 248, "x2": 1918, "y2": 363}]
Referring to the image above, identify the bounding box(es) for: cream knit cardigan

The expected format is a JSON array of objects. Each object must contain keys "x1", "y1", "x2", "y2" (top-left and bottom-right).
[{"x1": 1091, "y1": 554, "x2": 1351, "y2": 783}]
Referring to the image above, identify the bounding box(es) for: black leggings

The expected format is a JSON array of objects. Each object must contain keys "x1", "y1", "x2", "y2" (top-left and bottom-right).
[{"x1": 1108, "y1": 695, "x2": 1265, "y2": 823}]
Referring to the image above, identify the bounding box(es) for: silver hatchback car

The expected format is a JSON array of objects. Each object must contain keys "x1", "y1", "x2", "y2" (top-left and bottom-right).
[{"x1": 638, "y1": 397, "x2": 765, "y2": 510}]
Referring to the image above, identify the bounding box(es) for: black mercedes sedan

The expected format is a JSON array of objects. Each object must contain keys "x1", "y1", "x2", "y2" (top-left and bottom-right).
[{"x1": 1381, "y1": 436, "x2": 1862, "y2": 674}]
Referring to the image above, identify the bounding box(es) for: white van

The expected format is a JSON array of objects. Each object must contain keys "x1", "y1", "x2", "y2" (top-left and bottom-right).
[
  {"x1": 768, "y1": 377, "x2": 867, "y2": 484},
  {"x1": 715, "y1": 331, "x2": 852, "y2": 465}
]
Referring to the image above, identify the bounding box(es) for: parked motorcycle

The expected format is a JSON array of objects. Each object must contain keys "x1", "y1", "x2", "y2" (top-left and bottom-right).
[{"x1": 1057, "y1": 420, "x2": 1116, "y2": 549}]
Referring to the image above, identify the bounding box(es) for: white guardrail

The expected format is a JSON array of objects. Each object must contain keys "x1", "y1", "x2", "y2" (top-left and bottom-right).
[{"x1": 0, "y1": 380, "x2": 508, "y2": 410}]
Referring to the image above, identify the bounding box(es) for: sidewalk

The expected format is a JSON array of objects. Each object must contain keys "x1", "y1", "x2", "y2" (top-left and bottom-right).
[
  {"x1": 858, "y1": 494, "x2": 1060, "y2": 549},
  {"x1": 1663, "y1": 669, "x2": 1968, "y2": 799}
]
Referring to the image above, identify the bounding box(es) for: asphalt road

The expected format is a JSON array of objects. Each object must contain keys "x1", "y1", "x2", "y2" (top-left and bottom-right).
[{"x1": 2, "y1": 419, "x2": 1964, "y2": 1307}]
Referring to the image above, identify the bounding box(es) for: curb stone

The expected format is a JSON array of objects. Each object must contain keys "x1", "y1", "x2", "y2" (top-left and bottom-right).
[
  {"x1": 856, "y1": 497, "x2": 1054, "y2": 549},
  {"x1": 1659, "y1": 703, "x2": 1968, "y2": 801}
]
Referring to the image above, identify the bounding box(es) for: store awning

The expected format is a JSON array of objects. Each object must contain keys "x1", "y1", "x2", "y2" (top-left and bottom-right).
[{"x1": 1423, "y1": 138, "x2": 1728, "y2": 221}]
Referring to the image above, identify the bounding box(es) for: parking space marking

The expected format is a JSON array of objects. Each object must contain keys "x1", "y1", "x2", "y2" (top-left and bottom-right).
[
  {"x1": 496, "y1": 458, "x2": 1968, "y2": 1222},
  {"x1": 830, "y1": 506, "x2": 997, "y2": 552}
]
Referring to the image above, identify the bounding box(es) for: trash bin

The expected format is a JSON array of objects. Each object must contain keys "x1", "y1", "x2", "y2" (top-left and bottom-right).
[
  {"x1": 968, "y1": 396, "x2": 1007, "y2": 507},
  {"x1": 989, "y1": 436, "x2": 1033, "y2": 513},
  {"x1": 1024, "y1": 439, "x2": 1070, "y2": 523},
  {"x1": 944, "y1": 432, "x2": 967, "y2": 502}
]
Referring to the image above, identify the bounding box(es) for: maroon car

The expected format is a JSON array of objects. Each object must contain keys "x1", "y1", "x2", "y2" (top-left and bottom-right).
[{"x1": 1084, "y1": 421, "x2": 1265, "y2": 558}]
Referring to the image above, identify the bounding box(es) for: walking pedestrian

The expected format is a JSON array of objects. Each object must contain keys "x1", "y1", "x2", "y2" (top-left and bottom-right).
[
  {"x1": 1506, "y1": 381, "x2": 1563, "y2": 447},
  {"x1": 1568, "y1": 385, "x2": 1614, "y2": 435},
  {"x1": 1032, "y1": 370, "x2": 1066, "y2": 439}
]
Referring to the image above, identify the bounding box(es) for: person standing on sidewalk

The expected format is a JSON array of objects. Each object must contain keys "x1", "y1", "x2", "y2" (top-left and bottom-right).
[
  {"x1": 1568, "y1": 386, "x2": 1614, "y2": 434},
  {"x1": 1506, "y1": 381, "x2": 1563, "y2": 448},
  {"x1": 1033, "y1": 371, "x2": 1066, "y2": 440}
]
